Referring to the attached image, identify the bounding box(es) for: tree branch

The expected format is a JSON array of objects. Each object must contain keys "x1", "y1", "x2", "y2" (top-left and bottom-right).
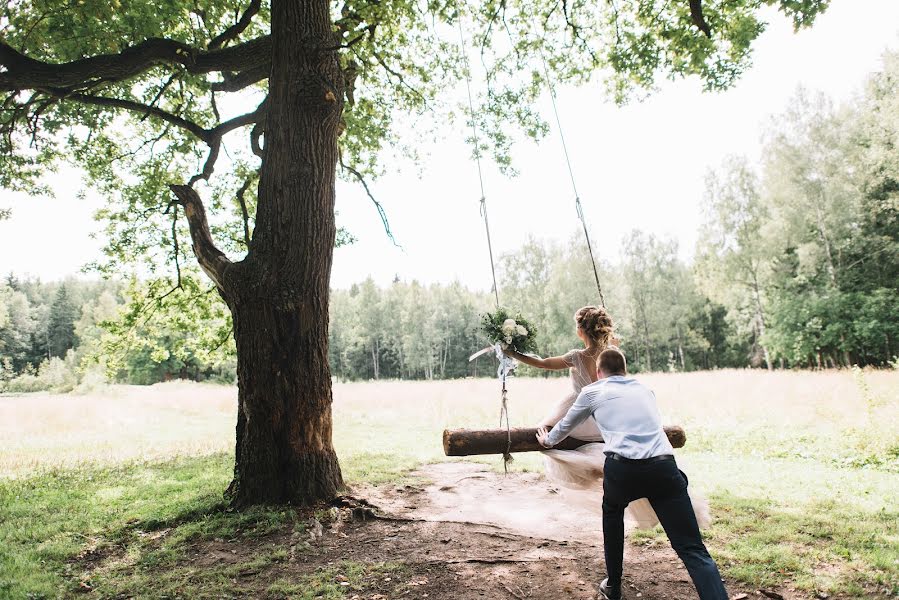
[
  {"x1": 140, "y1": 71, "x2": 180, "y2": 122},
  {"x1": 235, "y1": 176, "x2": 254, "y2": 248},
  {"x1": 208, "y1": 98, "x2": 267, "y2": 140},
  {"x1": 339, "y1": 157, "x2": 398, "y2": 247},
  {"x1": 56, "y1": 90, "x2": 210, "y2": 141},
  {"x1": 250, "y1": 121, "x2": 265, "y2": 158},
  {"x1": 208, "y1": 0, "x2": 262, "y2": 50},
  {"x1": 189, "y1": 139, "x2": 221, "y2": 185},
  {"x1": 168, "y1": 184, "x2": 233, "y2": 292},
  {"x1": 559, "y1": 0, "x2": 599, "y2": 66},
  {"x1": 41, "y1": 90, "x2": 266, "y2": 149},
  {"x1": 368, "y1": 49, "x2": 428, "y2": 107},
  {"x1": 689, "y1": 0, "x2": 712, "y2": 37},
  {"x1": 211, "y1": 64, "x2": 269, "y2": 92},
  {"x1": 0, "y1": 35, "x2": 271, "y2": 92},
  {"x1": 319, "y1": 32, "x2": 370, "y2": 52},
  {"x1": 170, "y1": 204, "x2": 183, "y2": 288}
]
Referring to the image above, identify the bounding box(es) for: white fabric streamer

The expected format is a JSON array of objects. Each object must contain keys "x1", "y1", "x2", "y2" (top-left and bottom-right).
[{"x1": 494, "y1": 342, "x2": 517, "y2": 379}]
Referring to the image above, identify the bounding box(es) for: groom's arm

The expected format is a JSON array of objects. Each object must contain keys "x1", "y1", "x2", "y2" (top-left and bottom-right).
[{"x1": 540, "y1": 390, "x2": 595, "y2": 447}]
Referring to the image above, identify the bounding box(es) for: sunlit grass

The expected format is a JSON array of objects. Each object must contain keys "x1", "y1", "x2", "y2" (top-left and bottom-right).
[{"x1": 1, "y1": 369, "x2": 897, "y2": 597}]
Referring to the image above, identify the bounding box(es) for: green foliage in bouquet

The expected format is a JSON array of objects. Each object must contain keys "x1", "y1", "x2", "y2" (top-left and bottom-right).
[{"x1": 481, "y1": 308, "x2": 538, "y2": 354}]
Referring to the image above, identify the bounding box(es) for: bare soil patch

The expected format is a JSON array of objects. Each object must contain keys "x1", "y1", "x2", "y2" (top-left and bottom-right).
[{"x1": 77, "y1": 462, "x2": 808, "y2": 600}]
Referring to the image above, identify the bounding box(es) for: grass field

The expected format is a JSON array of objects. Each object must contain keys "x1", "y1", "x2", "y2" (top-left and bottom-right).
[{"x1": 1, "y1": 369, "x2": 898, "y2": 598}]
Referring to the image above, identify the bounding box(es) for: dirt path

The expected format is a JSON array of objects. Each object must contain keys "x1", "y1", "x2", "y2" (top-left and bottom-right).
[
  {"x1": 83, "y1": 462, "x2": 801, "y2": 599},
  {"x1": 336, "y1": 462, "x2": 770, "y2": 600},
  {"x1": 362, "y1": 463, "x2": 603, "y2": 544}
]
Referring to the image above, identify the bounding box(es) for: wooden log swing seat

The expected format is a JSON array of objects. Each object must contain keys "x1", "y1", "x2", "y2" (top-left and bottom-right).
[{"x1": 443, "y1": 426, "x2": 687, "y2": 457}]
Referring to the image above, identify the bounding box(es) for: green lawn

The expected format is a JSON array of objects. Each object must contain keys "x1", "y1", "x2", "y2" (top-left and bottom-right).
[{"x1": 1, "y1": 370, "x2": 897, "y2": 598}]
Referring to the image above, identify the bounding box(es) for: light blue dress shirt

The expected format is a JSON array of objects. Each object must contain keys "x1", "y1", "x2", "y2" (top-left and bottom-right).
[{"x1": 543, "y1": 375, "x2": 674, "y2": 459}]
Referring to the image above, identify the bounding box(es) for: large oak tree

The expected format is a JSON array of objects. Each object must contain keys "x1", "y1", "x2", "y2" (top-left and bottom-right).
[{"x1": 1, "y1": 0, "x2": 828, "y2": 506}]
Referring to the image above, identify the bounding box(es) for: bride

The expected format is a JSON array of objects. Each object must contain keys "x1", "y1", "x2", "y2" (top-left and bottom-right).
[{"x1": 504, "y1": 305, "x2": 710, "y2": 529}]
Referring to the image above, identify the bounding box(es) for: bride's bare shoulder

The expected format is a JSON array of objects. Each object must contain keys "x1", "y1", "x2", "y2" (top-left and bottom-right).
[{"x1": 564, "y1": 348, "x2": 589, "y2": 364}]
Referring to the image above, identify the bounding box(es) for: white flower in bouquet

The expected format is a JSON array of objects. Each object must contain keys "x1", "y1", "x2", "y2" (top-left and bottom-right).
[
  {"x1": 501, "y1": 318, "x2": 518, "y2": 337},
  {"x1": 516, "y1": 324, "x2": 528, "y2": 336}
]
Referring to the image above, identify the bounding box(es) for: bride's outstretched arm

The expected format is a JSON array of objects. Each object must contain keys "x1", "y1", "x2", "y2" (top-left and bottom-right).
[{"x1": 504, "y1": 349, "x2": 568, "y2": 370}]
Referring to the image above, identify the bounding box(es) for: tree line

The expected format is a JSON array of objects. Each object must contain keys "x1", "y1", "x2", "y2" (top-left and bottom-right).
[
  {"x1": 0, "y1": 240, "x2": 750, "y2": 390},
  {"x1": 0, "y1": 275, "x2": 235, "y2": 392},
  {"x1": 327, "y1": 236, "x2": 748, "y2": 381}
]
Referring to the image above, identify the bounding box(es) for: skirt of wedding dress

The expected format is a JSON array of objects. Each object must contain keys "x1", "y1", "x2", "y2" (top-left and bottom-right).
[{"x1": 542, "y1": 443, "x2": 711, "y2": 530}]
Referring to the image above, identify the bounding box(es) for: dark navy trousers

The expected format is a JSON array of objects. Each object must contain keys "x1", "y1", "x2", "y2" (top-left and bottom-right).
[{"x1": 602, "y1": 455, "x2": 729, "y2": 600}]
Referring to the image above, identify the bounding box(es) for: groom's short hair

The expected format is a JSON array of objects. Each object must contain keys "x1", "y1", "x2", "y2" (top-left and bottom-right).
[{"x1": 599, "y1": 348, "x2": 627, "y2": 376}]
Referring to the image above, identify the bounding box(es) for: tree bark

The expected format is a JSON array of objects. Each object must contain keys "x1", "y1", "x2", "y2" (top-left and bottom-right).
[
  {"x1": 443, "y1": 426, "x2": 687, "y2": 456},
  {"x1": 371, "y1": 339, "x2": 380, "y2": 380},
  {"x1": 814, "y1": 190, "x2": 838, "y2": 287},
  {"x1": 675, "y1": 322, "x2": 686, "y2": 371},
  {"x1": 635, "y1": 293, "x2": 652, "y2": 371},
  {"x1": 225, "y1": 0, "x2": 344, "y2": 507},
  {"x1": 750, "y1": 267, "x2": 772, "y2": 370}
]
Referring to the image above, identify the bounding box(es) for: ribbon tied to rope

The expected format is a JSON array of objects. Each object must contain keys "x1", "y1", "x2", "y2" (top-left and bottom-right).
[{"x1": 469, "y1": 343, "x2": 515, "y2": 470}]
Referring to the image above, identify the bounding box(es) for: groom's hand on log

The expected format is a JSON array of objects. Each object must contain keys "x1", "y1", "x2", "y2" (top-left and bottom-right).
[{"x1": 536, "y1": 427, "x2": 552, "y2": 448}]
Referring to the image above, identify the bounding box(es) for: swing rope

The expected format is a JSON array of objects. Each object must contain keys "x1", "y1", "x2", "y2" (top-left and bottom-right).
[
  {"x1": 457, "y1": 18, "x2": 500, "y2": 310},
  {"x1": 456, "y1": 15, "x2": 512, "y2": 470},
  {"x1": 540, "y1": 53, "x2": 607, "y2": 308}
]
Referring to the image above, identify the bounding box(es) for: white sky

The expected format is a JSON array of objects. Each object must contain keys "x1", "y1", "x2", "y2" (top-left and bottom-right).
[{"x1": 1, "y1": 0, "x2": 898, "y2": 289}]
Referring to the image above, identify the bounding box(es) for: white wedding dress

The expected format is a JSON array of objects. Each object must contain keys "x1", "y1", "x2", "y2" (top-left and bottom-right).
[{"x1": 538, "y1": 348, "x2": 711, "y2": 529}]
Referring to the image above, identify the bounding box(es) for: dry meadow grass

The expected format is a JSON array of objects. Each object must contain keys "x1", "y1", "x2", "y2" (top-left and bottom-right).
[{"x1": 2, "y1": 369, "x2": 896, "y2": 479}]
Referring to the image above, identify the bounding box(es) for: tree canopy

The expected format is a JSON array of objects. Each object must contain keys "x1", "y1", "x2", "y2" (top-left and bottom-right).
[{"x1": 2, "y1": 0, "x2": 830, "y2": 280}]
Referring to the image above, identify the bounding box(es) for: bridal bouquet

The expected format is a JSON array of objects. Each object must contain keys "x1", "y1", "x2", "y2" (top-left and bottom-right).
[{"x1": 481, "y1": 308, "x2": 537, "y2": 354}]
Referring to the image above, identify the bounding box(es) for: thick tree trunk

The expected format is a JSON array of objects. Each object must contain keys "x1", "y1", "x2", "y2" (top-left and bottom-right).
[
  {"x1": 225, "y1": 0, "x2": 345, "y2": 507},
  {"x1": 229, "y1": 300, "x2": 342, "y2": 506}
]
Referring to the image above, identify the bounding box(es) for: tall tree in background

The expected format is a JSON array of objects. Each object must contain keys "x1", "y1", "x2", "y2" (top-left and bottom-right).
[
  {"x1": 762, "y1": 92, "x2": 858, "y2": 366},
  {"x1": 46, "y1": 284, "x2": 78, "y2": 358},
  {"x1": 696, "y1": 156, "x2": 773, "y2": 368},
  {"x1": 621, "y1": 231, "x2": 657, "y2": 370},
  {"x1": 696, "y1": 52, "x2": 899, "y2": 368},
  {"x1": 0, "y1": 283, "x2": 35, "y2": 370},
  {"x1": 760, "y1": 75, "x2": 899, "y2": 367},
  {"x1": 619, "y1": 231, "x2": 702, "y2": 372},
  {"x1": 852, "y1": 50, "x2": 899, "y2": 362},
  {"x1": 1, "y1": 0, "x2": 830, "y2": 505},
  {"x1": 498, "y1": 237, "x2": 555, "y2": 359},
  {"x1": 354, "y1": 278, "x2": 385, "y2": 379}
]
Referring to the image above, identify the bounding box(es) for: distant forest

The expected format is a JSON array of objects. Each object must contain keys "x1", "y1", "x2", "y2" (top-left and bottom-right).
[{"x1": 1, "y1": 53, "x2": 897, "y2": 390}]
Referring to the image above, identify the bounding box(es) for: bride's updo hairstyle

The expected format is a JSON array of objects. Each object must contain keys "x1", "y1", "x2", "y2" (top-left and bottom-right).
[{"x1": 574, "y1": 305, "x2": 614, "y2": 348}]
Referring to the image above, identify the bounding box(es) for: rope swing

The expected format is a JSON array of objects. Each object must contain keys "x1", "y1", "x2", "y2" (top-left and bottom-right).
[
  {"x1": 539, "y1": 53, "x2": 607, "y2": 308},
  {"x1": 456, "y1": 15, "x2": 512, "y2": 469},
  {"x1": 456, "y1": 20, "x2": 612, "y2": 471}
]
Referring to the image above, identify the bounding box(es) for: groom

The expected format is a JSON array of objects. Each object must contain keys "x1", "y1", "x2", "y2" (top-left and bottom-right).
[{"x1": 536, "y1": 347, "x2": 729, "y2": 600}]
